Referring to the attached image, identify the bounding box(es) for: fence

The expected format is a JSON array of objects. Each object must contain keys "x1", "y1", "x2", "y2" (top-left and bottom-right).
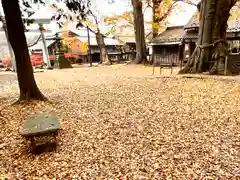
[
  {"x1": 153, "y1": 53, "x2": 181, "y2": 66},
  {"x1": 152, "y1": 53, "x2": 180, "y2": 75},
  {"x1": 225, "y1": 53, "x2": 240, "y2": 75}
]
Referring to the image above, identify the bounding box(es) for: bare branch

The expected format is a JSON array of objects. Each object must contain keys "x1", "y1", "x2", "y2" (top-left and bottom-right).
[
  {"x1": 231, "y1": 0, "x2": 238, "y2": 7},
  {"x1": 88, "y1": 9, "x2": 99, "y2": 25},
  {"x1": 173, "y1": 0, "x2": 198, "y2": 7}
]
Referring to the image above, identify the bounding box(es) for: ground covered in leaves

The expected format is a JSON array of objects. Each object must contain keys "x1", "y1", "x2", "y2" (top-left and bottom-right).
[{"x1": 0, "y1": 65, "x2": 240, "y2": 179}]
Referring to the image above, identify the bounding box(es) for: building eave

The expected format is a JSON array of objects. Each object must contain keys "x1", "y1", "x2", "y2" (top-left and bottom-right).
[{"x1": 150, "y1": 41, "x2": 182, "y2": 46}]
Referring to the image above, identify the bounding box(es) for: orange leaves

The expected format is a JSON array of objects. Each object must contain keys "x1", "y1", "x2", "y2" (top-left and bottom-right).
[
  {"x1": 59, "y1": 21, "x2": 88, "y2": 53},
  {"x1": 146, "y1": 21, "x2": 165, "y2": 32},
  {"x1": 151, "y1": 0, "x2": 179, "y2": 34},
  {"x1": 64, "y1": 38, "x2": 88, "y2": 53},
  {"x1": 65, "y1": 37, "x2": 77, "y2": 48},
  {"x1": 153, "y1": 0, "x2": 175, "y2": 20},
  {"x1": 61, "y1": 29, "x2": 88, "y2": 54},
  {"x1": 104, "y1": 16, "x2": 118, "y2": 22},
  {"x1": 104, "y1": 12, "x2": 134, "y2": 26},
  {"x1": 104, "y1": 12, "x2": 134, "y2": 35},
  {"x1": 229, "y1": 1, "x2": 240, "y2": 21}
]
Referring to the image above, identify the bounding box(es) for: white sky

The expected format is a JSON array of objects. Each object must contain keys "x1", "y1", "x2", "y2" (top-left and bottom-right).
[{"x1": 0, "y1": 0, "x2": 196, "y2": 33}]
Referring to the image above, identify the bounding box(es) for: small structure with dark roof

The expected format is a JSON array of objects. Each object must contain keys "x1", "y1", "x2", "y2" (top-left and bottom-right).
[
  {"x1": 182, "y1": 2, "x2": 240, "y2": 63},
  {"x1": 112, "y1": 35, "x2": 136, "y2": 61},
  {"x1": 150, "y1": 25, "x2": 185, "y2": 66}
]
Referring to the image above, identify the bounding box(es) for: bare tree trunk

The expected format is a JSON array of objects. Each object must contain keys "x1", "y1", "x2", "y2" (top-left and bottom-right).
[
  {"x1": 2, "y1": 0, "x2": 46, "y2": 101},
  {"x1": 132, "y1": 0, "x2": 147, "y2": 64},
  {"x1": 179, "y1": 0, "x2": 237, "y2": 75},
  {"x1": 96, "y1": 29, "x2": 111, "y2": 65}
]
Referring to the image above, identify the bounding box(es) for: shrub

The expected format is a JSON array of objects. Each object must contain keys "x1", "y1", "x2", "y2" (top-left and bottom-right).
[
  {"x1": 2, "y1": 55, "x2": 55, "y2": 67},
  {"x1": 30, "y1": 55, "x2": 43, "y2": 66},
  {"x1": 2, "y1": 56, "x2": 12, "y2": 68},
  {"x1": 64, "y1": 53, "x2": 78, "y2": 63},
  {"x1": 64, "y1": 53, "x2": 73, "y2": 59},
  {"x1": 30, "y1": 55, "x2": 54, "y2": 66},
  {"x1": 49, "y1": 55, "x2": 55, "y2": 61}
]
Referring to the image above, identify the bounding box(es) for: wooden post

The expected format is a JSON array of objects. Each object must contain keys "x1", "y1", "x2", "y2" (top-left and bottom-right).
[
  {"x1": 224, "y1": 55, "x2": 228, "y2": 76},
  {"x1": 159, "y1": 56, "x2": 161, "y2": 75},
  {"x1": 152, "y1": 54, "x2": 155, "y2": 75},
  {"x1": 180, "y1": 58, "x2": 182, "y2": 70},
  {"x1": 87, "y1": 26, "x2": 92, "y2": 67}
]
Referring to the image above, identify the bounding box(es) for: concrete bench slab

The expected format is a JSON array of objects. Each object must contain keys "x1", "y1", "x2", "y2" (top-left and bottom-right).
[{"x1": 20, "y1": 112, "x2": 60, "y2": 137}]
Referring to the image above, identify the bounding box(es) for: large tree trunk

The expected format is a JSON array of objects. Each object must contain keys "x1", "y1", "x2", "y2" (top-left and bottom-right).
[
  {"x1": 96, "y1": 29, "x2": 111, "y2": 65},
  {"x1": 2, "y1": 0, "x2": 46, "y2": 101},
  {"x1": 179, "y1": 0, "x2": 236, "y2": 75},
  {"x1": 131, "y1": 0, "x2": 147, "y2": 64}
]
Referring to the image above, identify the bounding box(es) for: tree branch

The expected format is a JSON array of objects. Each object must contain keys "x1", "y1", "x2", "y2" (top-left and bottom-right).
[
  {"x1": 143, "y1": 0, "x2": 153, "y2": 13},
  {"x1": 80, "y1": 23, "x2": 96, "y2": 34},
  {"x1": 173, "y1": 0, "x2": 198, "y2": 7},
  {"x1": 231, "y1": 0, "x2": 238, "y2": 8},
  {"x1": 88, "y1": 9, "x2": 99, "y2": 25},
  {"x1": 154, "y1": 0, "x2": 198, "y2": 23},
  {"x1": 155, "y1": 1, "x2": 178, "y2": 23}
]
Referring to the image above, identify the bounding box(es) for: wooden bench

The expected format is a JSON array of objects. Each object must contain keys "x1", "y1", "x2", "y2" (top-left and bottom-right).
[{"x1": 20, "y1": 112, "x2": 60, "y2": 154}]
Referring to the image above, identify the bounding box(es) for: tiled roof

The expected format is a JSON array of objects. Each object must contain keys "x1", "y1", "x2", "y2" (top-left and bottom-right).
[
  {"x1": 182, "y1": 31, "x2": 198, "y2": 40},
  {"x1": 78, "y1": 36, "x2": 122, "y2": 46},
  {"x1": 184, "y1": 3, "x2": 240, "y2": 32},
  {"x1": 151, "y1": 26, "x2": 185, "y2": 44},
  {"x1": 183, "y1": 30, "x2": 240, "y2": 41},
  {"x1": 228, "y1": 19, "x2": 240, "y2": 32},
  {"x1": 113, "y1": 35, "x2": 135, "y2": 44},
  {"x1": 184, "y1": 12, "x2": 199, "y2": 29}
]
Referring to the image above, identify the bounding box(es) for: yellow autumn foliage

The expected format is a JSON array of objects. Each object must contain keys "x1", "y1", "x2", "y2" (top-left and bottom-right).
[
  {"x1": 60, "y1": 23, "x2": 88, "y2": 53},
  {"x1": 104, "y1": 0, "x2": 178, "y2": 36}
]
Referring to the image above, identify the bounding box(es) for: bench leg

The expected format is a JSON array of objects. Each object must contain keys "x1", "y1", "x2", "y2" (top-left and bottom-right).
[
  {"x1": 30, "y1": 137, "x2": 36, "y2": 152},
  {"x1": 24, "y1": 131, "x2": 59, "y2": 154},
  {"x1": 54, "y1": 132, "x2": 58, "y2": 146}
]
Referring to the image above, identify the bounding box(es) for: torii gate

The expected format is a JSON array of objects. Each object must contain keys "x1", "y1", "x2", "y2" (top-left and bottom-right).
[
  {"x1": 33, "y1": 18, "x2": 52, "y2": 69},
  {"x1": 0, "y1": 17, "x2": 52, "y2": 71}
]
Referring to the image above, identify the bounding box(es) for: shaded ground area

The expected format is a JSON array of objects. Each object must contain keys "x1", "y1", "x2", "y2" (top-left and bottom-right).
[{"x1": 0, "y1": 64, "x2": 240, "y2": 179}]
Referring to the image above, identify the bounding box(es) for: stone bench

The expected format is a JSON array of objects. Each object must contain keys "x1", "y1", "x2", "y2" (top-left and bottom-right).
[{"x1": 20, "y1": 112, "x2": 60, "y2": 154}]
